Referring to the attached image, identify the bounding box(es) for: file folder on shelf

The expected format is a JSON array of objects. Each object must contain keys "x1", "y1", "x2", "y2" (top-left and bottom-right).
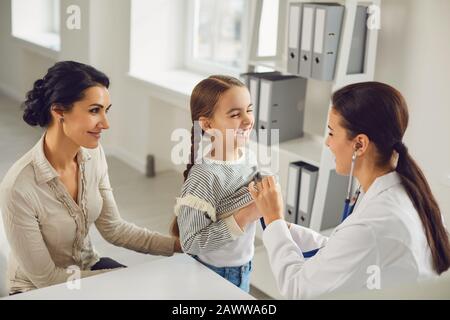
[
  {"x1": 347, "y1": 5, "x2": 368, "y2": 74},
  {"x1": 285, "y1": 161, "x2": 303, "y2": 223},
  {"x1": 311, "y1": 3, "x2": 344, "y2": 81},
  {"x1": 239, "y1": 73, "x2": 251, "y2": 88},
  {"x1": 298, "y1": 3, "x2": 316, "y2": 78},
  {"x1": 287, "y1": 2, "x2": 302, "y2": 75},
  {"x1": 258, "y1": 75, "x2": 307, "y2": 146},
  {"x1": 321, "y1": 169, "x2": 348, "y2": 230},
  {"x1": 297, "y1": 162, "x2": 319, "y2": 227},
  {"x1": 285, "y1": 161, "x2": 318, "y2": 227},
  {"x1": 240, "y1": 71, "x2": 281, "y2": 140}
]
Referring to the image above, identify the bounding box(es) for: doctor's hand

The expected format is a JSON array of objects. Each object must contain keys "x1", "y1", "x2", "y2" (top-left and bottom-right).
[{"x1": 248, "y1": 176, "x2": 284, "y2": 227}]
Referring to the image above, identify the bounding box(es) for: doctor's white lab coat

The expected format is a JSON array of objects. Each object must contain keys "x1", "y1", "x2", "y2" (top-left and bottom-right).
[{"x1": 263, "y1": 172, "x2": 438, "y2": 299}]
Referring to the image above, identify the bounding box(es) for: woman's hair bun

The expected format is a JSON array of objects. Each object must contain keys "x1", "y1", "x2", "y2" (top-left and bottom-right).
[
  {"x1": 22, "y1": 78, "x2": 50, "y2": 127},
  {"x1": 22, "y1": 61, "x2": 110, "y2": 128}
]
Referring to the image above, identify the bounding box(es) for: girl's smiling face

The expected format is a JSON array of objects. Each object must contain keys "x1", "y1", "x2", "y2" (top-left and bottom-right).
[{"x1": 201, "y1": 86, "x2": 254, "y2": 159}]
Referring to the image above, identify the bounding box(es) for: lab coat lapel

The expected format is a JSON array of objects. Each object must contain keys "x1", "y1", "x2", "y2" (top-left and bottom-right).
[{"x1": 349, "y1": 171, "x2": 402, "y2": 219}]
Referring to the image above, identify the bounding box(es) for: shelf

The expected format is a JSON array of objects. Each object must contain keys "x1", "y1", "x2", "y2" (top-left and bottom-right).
[
  {"x1": 248, "y1": 59, "x2": 287, "y2": 74},
  {"x1": 250, "y1": 132, "x2": 323, "y2": 168},
  {"x1": 246, "y1": 0, "x2": 381, "y2": 297},
  {"x1": 277, "y1": 134, "x2": 323, "y2": 167}
]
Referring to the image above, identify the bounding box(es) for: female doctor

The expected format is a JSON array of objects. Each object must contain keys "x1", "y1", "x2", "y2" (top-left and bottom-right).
[{"x1": 249, "y1": 82, "x2": 450, "y2": 299}]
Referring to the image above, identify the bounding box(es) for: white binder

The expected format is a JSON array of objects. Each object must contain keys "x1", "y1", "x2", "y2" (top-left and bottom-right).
[
  {"x1": 311, "y1": 4, "x2": 344, "y2": 81},
  {"x1": 347, "y1": 5, "x2": 369, "y2": 74},
  {"x1": 298, "y1": 4, "x2": 315, "y2": 78},
  {"x1": 287, "y1": 2, "x2": 302, "y2": 74},
  {"x1": 285, "y1": 162, "x2": 302, "y2": 224},
  {"x1": 297, "y1": 163, "x2": 319, "y2": 227},
  {"x1": 239, "y1": 72, "x2": 280, "y2": 141}
]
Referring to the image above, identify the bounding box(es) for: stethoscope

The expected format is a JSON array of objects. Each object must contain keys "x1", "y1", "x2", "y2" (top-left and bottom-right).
[
  {"x1": 299, "y1": 148, "x2": 362, "y2": 258},
  {"x1": 341, "y1": 149, "x2": 361, "y2": 221}
]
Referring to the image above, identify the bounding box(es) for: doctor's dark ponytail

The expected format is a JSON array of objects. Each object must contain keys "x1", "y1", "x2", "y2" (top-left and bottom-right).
[
  {"x1": 394, "y1": 142, "x2": 450, "y2": 274},
  {"x1": 22, "y1": 61, "x2": 110, "y2": 127},
  {"x1": 332, "y1": 82, "x2": 450, "y2": 275}
]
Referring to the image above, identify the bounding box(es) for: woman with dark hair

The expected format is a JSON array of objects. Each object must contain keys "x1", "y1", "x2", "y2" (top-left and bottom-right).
[
  {"x1": 0, "y1": 61, "x2": 181, "y2": 294},
  {"x1": 248, "y1": 82, "x2": 450, "y2": 299}
]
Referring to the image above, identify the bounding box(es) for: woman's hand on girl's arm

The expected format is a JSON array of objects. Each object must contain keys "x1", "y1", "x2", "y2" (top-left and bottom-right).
[
  {"x1": 248, "y1": 176, "x2": 285, "y2": 227},
  {"x1": 173, "y1": 238, "x2": 183, "y2": 253}
]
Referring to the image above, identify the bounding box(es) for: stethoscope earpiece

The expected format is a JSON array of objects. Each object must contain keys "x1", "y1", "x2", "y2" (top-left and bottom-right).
[{"x1": 342, "y1": 150, "x2": 360, "y2": 221}]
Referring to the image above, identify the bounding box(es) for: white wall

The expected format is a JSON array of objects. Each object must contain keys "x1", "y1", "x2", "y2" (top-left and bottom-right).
[
  {"x1": 107, "y1": 0, "x2": 191, "y2": 173},
  {"x1": 375, "y1": 0, "x2": 450, "y2": 223},
  {"x1": 0, "y1": 0, "x2": 191, "y2": 174},
  {"x1": 0, "y1": 0, "x2": 449, "y2": 221},
  {"x1": 0, "y1": 0, "x2": 56, "y2": 101},
  {"x1": 129, "y1": 0, "x2": 185, "y2": 75}
]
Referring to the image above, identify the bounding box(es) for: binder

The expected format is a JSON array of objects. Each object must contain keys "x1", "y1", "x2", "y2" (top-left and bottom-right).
[
  {"x1": 285, "y1": 161, "x2": 303, "y2": 223},
  {"x1": 287, "y1": 2, "x2": 302, "y2": 74},
  {"x1": 258, "y1": 75, "x2": 307, "y2": 145},
  {"x1": 239, "y1": 71, "x2": 281, "y2": 140},
  {"x1": 239, "y1": 73, "x2": 250, "y2": 88},
  {"x1": 321, "y1": 169, "x2": 348, "y2": 230},
  {"x1": 311, "y1": 4, "x2": 344, "y2": 81},
  {"x1": 297, "y1": 163, "x2": 319, "y2": 227},
  {"x1": 347, "y1": 5, "x2": 368, "y2": 74},
  {"x1": 298, "y1": 3, "x2": 315, "y2": 78}
]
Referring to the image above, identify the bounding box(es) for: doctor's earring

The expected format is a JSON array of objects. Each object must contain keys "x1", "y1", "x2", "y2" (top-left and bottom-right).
[{"x1": 59, "y1": 117, "x2": 64, "y2": 123}]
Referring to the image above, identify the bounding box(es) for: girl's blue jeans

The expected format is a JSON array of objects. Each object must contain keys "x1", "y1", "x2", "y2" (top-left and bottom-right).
[{"x1": 193, "y1": 256, "x2": 253, "y2": 293}]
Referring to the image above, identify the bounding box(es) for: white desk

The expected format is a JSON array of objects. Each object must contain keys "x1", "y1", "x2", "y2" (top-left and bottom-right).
[{"x1": 4, "y1": 254, "x2": 255, "y2": 300}]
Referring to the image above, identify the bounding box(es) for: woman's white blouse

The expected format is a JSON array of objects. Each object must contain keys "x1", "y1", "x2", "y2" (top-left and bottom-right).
[{"x1": 0, "y1": 135, "x2": 175, "y2": 293}]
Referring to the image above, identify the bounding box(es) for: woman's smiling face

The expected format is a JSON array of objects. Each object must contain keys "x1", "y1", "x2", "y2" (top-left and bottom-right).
[
  {"x1": 326, "y1": 107, "x2": 356, "y2": 175},
  {"x1": 58, "y1": 86, "x2": 111, "y2": 149}
]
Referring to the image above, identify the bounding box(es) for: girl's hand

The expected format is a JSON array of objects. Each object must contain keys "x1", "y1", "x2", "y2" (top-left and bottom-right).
[
  {"x1": 233, "y1": 202, "x2": 262, "y2": 230},
  {"x1": 173, "y1": 238, "x2": 183, "y2": 253},
  {"x1": 248, "y1": 176, "x2": 285, "y2": 227}
]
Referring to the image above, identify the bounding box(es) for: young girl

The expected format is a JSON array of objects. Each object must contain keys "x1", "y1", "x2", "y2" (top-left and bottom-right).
[{"x1": 171, "y1": 75, "x2": 262, "y2": 292}]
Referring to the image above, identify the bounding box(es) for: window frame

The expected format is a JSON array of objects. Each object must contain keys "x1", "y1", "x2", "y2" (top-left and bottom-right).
[
  {"x1": 11, "y1": 0, "x2": 61, "y2": 52},
  {"x1": 185, "y1": 0, "x2": 250, "y2": 76}
]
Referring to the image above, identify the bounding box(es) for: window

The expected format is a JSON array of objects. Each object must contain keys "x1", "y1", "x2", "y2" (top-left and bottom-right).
[
  {"x1": 11, "y1": 0, "x2": 60, "y2": 51},
  {"x1": 129, "y1": 0, "x2": 186, "y2": 78},
  {"x1": 257, "y1": 0, "x2": 279, "y2": 57},
  {"x1": 186, "y1": 0, "x2": 248, "y2": 75}
]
